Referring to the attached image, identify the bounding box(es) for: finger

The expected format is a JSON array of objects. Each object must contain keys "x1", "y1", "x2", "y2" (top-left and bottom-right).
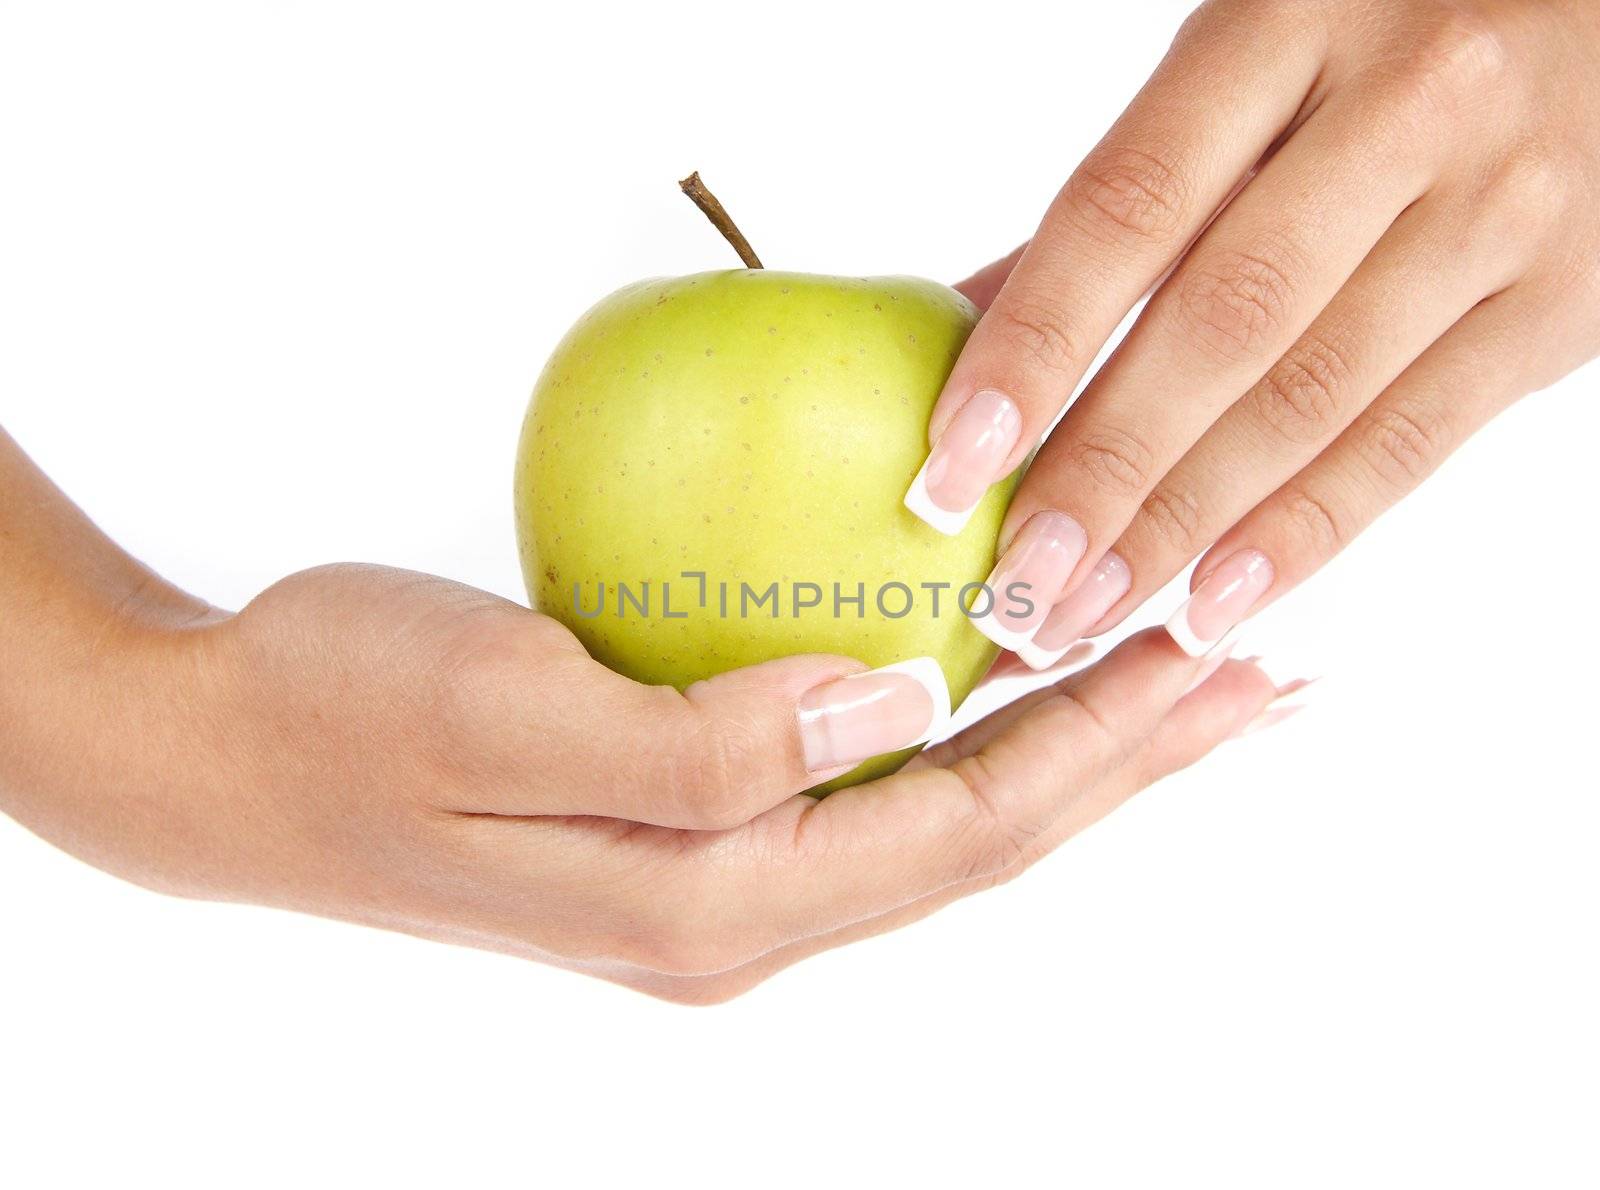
[
  {"x1": 437, "y1": 640, "x2": 1275, "y2": 995},
  {"x1": 1181, "y1": 283, "x2": 1554, "y2": 635},
  {"x1": 902, "y1": 1, "x2": 1330, "y2": 534},
  {"x1": 1135, "y1": 656, "x2": 1293, "y2": 780},
  {"x1": 987, "y1": 78, "x2": 1452, "y2": 659},
  {"x1": 734, "y1": 628, "x2": 1237, "y2": 951},
  {"x1": 455, "y1": 627, "x2": 952, "y2": 831},
  {"x1": 940, "y1": 654, "x2": 1280, "y2": 874},
  {"x1": 1027, "y1": 187, "x2": 1529, "y2": 661},
  {"x1": 959, "y1": 637, "x2": 1097, "y2": 700},
  {"x1": 954, "y1": 243, "x2": 1027, "y2": 311},
  {"x1": 913, "y1": 641, "x2": 1122, "y2": 771},
  {"x1": 646, "y1": 656, "x2": 1280, "y2": 1001}
]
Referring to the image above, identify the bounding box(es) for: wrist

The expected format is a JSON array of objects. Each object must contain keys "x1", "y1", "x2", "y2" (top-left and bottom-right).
[{"x1": 0, "y1": 596, "x2": 232, "y2": 895}]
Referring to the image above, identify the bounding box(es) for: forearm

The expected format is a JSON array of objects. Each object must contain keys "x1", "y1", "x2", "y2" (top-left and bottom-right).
[
  {"x1": 0, "y1": 428, "x2": 220, "y2": 877},
  {"x1": 0, "y1": 427, "x2": 213, "y2": 629}
]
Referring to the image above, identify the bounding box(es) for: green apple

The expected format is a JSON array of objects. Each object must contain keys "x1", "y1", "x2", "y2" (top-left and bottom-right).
[{"x1": 515, "y1": 223, "x2": 1015, "y2": 792}]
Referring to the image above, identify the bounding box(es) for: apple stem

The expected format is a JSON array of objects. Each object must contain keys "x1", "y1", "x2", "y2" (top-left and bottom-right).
[{"x1": 678, "y1": 172, "x2": 764, "y2": 269}]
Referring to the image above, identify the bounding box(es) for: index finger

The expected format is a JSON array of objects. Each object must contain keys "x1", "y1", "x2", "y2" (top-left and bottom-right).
[{"x1": 903, "y1": 0, "x2": 1329, "y2": 535}]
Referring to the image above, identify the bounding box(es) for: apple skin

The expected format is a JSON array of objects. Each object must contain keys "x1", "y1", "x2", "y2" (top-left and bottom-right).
[{"x1": 515, "y1": 269, "x2": 1017, "y2": 792}]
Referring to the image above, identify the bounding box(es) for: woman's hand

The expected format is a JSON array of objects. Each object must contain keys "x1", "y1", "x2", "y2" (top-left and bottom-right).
[
  {"x1": 907, "y1": 0, "x2": 1600, "y2": 664},
  {"x1": 3, "y1": 548, "x2": 1293, "y2": 1003}
]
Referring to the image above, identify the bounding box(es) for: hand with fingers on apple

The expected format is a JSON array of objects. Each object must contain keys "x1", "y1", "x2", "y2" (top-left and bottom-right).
[
  {"x1": 2, "y1": 428, "x2": 1302, "y2": 1002},
  {"x1": 7, "y1": 561, "x2": 1297, "y2": 1003},
  {"x1": 205, "y1": 573, "x2": 1308, "y2": 1002},
  {"x1": 906, "y1": 0, "x2": 1600, "y2": 663}
]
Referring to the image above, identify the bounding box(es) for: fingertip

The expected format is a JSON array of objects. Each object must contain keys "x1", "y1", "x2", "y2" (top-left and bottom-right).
[
  {"x1": 795, "y1": 656, "x2": 951, "y2": 776},
  {"x1": 1010, "y1": 637, "x2": 1096, "y2": 676},
  {"x1": 903, "y1": 456, "x2": 976, "y2": 535},
  {"x1": 870, "y1": 657, "x2": 952, "y2": 746},
  {"x1": 1139, "y1": 657, "x2": 1281, "y2": 779},
  {"x1": 1191, "y1": 655, "x2": 1279, "y2": 709},
  {"x1": 1163, "y1": 596, "x2": 1213, "y2": 656}
]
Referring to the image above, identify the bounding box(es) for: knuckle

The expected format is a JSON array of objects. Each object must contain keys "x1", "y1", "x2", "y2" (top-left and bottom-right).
[
  {"x1": 675, "y1": 710, "x2": 763, "y2": 829},
  {"x1": 945, "y1": 688, "x2": 1125, "y2": 885},
  {"x1": 1175, "y1": 0, "x2": 1318, "y2": 59},
  {"x1": 1419, "y1": 10, "x2": 1511, "y2": 94},
  {"x1": 948, "y1": 753, "x2": 1050, "y2": 882},
  {"x1": 1357, "y1": 402, "x2": 1449, "y2": 491},
  {"x1": 425, "y1": 621, "x2": 556, "y2": 780},
  {"x1": 1278, "y1": 485, "x2": 1349, "y2": 557},
  {"x1": 1391, "y1": 10, "x2": 1513, "y2": 121},
  {"x1": 1248, "y1": 334, "x2": 1353, "y2": 445},
  {"x1": 1483, "y1": 151, "x2": 1572, "y2": 237},
  {"x1": 1138, "y1": 484, "x2": 1206, "y2": 556},
  {"x1": 1172, "y1": 0, "x2": 1228, "y2": 46},
  {"x1": 1172, "y1": 249, "x2": 1297, "y2": 363},
  {"x1": 1067, "y1": 425, "x2": 1156, "y2": 497},
  {"x1": 1064, "y1": 143, "x2": 1191, "y2": 245},
  {"x1": 990, "y1": 293, "x2": 1084, "y2": 376}
]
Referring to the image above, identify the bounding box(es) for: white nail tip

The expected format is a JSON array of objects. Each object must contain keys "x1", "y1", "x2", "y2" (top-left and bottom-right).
[
  {"x1": 903, "y1": 458, "x2": 977, "y2": 536},
  {"x1": 970, "y1": 608, "x2": 1040, "y2": 653},
  {"x1": 1015, "y1": 636, "x2": 1075, "y2": 672},
  {"x1": 1163, "y1": 596, "x2": 1214, "y2": 657},
  {"x1": 868, "y1": 656, "x2": 952, "y2": 747},
  {"x1": 1181, "y1": 629, "x2": 1241, "y2": 695},
  {"x1": 1236, "y1": 695, "x2": 1310, "y2": 738},
  {"x1": 1208, "y1": 625, "x2": 1243, "y2": 660}
]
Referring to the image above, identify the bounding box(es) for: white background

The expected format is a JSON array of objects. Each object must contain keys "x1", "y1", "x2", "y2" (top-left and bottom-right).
[{"x1": 2, "y1": 1, "x2": 1597, "y2": 1186}]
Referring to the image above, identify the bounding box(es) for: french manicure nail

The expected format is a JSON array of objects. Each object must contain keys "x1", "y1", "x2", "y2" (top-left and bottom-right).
[
  {"x1": 1015, "y1": 553, "x2": 1133, "y2": 671},
  {"x1": 1165, "y1": 549, "x2": 1275, "y2": 657},
  {"x1": 1272, "y1": 676, "x2": 1318, "y2": 700},
  {"x1": 1230, "y1": 669, "x2": 1317, "y2": 739},
  {"x1": 971, "y1": 511, "x2": 1088, "y2": 650},
  {"x1": 1250, "y1": 656, "x2": 1322, "y2": 699},
  {"x1": 1181, "y1": 629, "x2": 1241, "y2": 696},
  {"x1": 796, "y1": 657, "x2": 952, "y2": 772},
  {"x1": 904, "y1": 390, "x2": 1023, "y2": 535},
  {"x1": 1232, "y1": 700, "x2": 1307, "y2": 739}
]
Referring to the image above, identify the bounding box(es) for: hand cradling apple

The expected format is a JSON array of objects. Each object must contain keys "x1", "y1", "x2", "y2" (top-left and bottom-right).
[{"x1": 514, "y1": 175, "x2": 1017, "y2": 790}]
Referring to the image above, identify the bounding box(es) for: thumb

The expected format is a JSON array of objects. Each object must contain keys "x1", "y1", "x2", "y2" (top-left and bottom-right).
[{"x1": 550, "y1": 652, "x2": 953, "y2": 830}]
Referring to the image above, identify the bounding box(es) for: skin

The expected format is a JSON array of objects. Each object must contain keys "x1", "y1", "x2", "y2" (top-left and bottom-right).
[
  {"x1": 22, "y1": 0, "x2": 1586, "y2": 1003},
  {"x1": 0, "y1": 427, "x2": 1288, "y2": 1004},
  {"x1": 516, "y1": 270, "x2": 1015, "y2": 790},
  {"x1": 939, "y1": 0, "x2": 1600, "y2": 639}
]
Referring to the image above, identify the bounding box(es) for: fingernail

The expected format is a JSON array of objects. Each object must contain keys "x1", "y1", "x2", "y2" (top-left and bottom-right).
[
  {"x1": 1232, "y1": 698, "x2": 1309, "y2": 740},
  {"x1": 1252, "y1": 656, "x2": 1322, "y2": 700},
  {"x1": 971, "y1": 511, "x2": 1088, "y2": 650},
  {"x1": 1165, "y1": 549, "x2": 1275, "y2": 657},
  {"x1": 903, "y1": 390, "x2": 1023, "y2": 535},
  {"x1": 1014, "y1": 553, "x2": 1132, "y2": 671},
  {"x1": 796, "y1": 657, "x2": 952, "y2": 772},
  {"x1": 1229, "y1": 667, "x2": 1317, "y2": 739},
  {"x1": 1180, "y1": 629, "x2": 1241, "y2": 695}
]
